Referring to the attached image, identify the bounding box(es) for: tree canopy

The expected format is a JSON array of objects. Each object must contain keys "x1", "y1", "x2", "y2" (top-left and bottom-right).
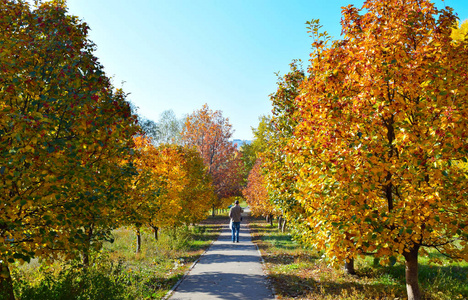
[
  {"x1": 284, "y1": 1, "x2": 468, "y2": 299},
  {"x1": 0, "y1": 0, "x2": 139, "y2": 291},
  {"x1": 181, "y1": 104, "x2": 244, "y2": 214}
]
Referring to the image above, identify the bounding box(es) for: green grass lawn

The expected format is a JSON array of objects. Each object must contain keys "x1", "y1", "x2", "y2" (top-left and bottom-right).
[
  {"x1": 9, "y1": 215, "x2": 226, "y2": 300},
  {"x1": 247, "y1": 215, "x2": 468, "y2": 300}
]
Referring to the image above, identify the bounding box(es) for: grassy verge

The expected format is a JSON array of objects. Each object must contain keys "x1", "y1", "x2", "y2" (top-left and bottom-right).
[
  {"x1": 10, "y1": 215, "x2": 227, "y2": 300},
  {"x1": 248, "y1": 215, "x2": 468, "y2": 300}
]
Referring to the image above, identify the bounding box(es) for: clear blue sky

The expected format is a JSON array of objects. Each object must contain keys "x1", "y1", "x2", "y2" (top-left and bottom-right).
[{"x1": 65, "y1": 0, "x2": 468, "y2": 140}]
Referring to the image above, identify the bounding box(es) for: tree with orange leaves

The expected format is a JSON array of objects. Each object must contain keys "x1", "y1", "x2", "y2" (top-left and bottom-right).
[
  {"x1": 181, "y1": 104, "x2": 244, "y2": 216},
  {"x1": 243, "y1": 159, "x2": 276, "y2": 219}
]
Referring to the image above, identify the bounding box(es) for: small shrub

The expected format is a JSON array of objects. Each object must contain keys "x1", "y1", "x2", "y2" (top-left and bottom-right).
[
  {"x1": 159, "y1": 226, "x2": 192, "y2": 251},
  {"x1": 13, "y1": 253, "x2": 128, "y2": 300},
  {"x1": 191, "y1": 225, "x2": 206, "y2": 235}
]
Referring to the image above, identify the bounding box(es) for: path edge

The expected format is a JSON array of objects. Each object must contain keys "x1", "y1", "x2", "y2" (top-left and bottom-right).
[
  {"x1": 161, "y1": 230, "x2": 220, "y2": 300},
  {"x1": 246, "y1": 215, "x2": 279, "y2": 300}
]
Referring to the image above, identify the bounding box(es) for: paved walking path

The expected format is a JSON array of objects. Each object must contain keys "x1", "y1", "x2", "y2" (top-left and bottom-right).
[{"x1": 168, "y1": 209, "x2": 275, "y2": 300}]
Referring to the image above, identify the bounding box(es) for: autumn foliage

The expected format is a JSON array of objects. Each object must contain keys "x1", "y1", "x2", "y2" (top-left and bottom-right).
[
  {"x1": 124, "y1": 137, "x2": 213, "y2": 252},
  {"x1": 0, "y1": 2, "x2": 223, "y2": 298},
  {"x1": 128, "y1": 137, "x2": 186, "y2": 238},
  {"x1": 260, "y1": 62, "x2": 308, "y2": 232},
  {"x1": 0, "y1": 0, "x2": 140, "y2": 296},
  {"x1": 4, "y1": 0, "x2": 468, "y2": 299},
  {"x1": 243, "y1": 159, "x2": 272, "y2": 218},
  {"x1": 270, "y1": 1, "x2": 468, "y2": 299},
  {"x1": 173, "y1": 145, "x2": 214, "y2": 226},
  {"x1": 181, "y1": 104, "x2": 244, "y2": 214},
  {"x1": 451, "y1": 18, "x2": 468, "y2": 42}
]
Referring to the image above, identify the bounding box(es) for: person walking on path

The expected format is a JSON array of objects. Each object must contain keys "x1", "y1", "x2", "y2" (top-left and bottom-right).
[
  {"x1": 229, "y1": 200, "x2": 243, "y2": 243},
  {"x1": 167, "y1": 207, "x2": 275, "y2": 300}
]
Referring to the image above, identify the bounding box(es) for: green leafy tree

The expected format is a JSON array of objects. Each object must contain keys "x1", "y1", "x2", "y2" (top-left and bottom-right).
[
  {"x1": 156, "y1": 109, "x2": 183, "y2": 145},
  {"x1": 240, "y1": 115, "x2": 271, "y2": 180},
  {"x1": 261, "y1": 61, "x2": 307, "y2": 235},
  {"x1": 139, "y1": 118, "x2": 159, "y2": 141}
]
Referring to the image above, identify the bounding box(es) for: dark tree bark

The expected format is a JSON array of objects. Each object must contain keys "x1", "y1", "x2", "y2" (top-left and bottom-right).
[
  {"x1": 266, "y1": 214, "x2": 273, "y2": 226},
  {"x1": 403, "y1": 245, "x2": 422, "y2": 300},
  {"x1": 151, "y1": 225, "x2": 159, "y2": 241},
  {"x1": 344, "y1": 258, "x2": 356, "y2": 275},
  {"x1": 135, "y1": 227, "x2": 141, "y2": 254},
  {"x1": 82, "y1": 224, "x2": 94, "y2": 267}
]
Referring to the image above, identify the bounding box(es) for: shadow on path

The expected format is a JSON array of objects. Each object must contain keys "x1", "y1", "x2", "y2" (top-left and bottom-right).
[{"x1": 169, "y1": 210, "x2": 274, "y2": 300}]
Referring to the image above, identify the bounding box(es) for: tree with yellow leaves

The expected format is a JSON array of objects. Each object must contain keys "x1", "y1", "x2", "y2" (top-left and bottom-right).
[
  {"x1": 290, "y1": 1, "x2": 468, "y2": 299},
  {"x1": 451, "y1": 18, "x2": 468, "y2": 42},
  {"x1": 126, "y1": 138, "x2": 213, "y2": 252},
  {"x1": 172, "y1": 145, "x2": 214, "y2": 227},
  {"x1": 127, "y1": 137, "x2": 187, "y2": 252}
]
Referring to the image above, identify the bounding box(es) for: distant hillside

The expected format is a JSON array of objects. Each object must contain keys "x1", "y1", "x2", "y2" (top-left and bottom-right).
[{"x1": 231, "y1": 139, "x2": 251, "y2": 149}]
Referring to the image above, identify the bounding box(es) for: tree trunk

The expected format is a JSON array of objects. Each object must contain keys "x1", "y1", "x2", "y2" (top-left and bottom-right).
[
  {"x1": 278, "y1": 215, "x2": 283, "y2": 230},
  {"x1": 344, "y1": 257, "x2": 356, "y2": 275},
  {"x1": 269, "y1": 214, "x2": 273, "y2": 226},
  {"x1": 403, "y1": 245, "x2": 421, "y2": 300},
  {"x1": 136, "y1": 227, "x2": 141, "y2": 254},
  {"x1": 151, "y1": 225, "x2": 159, "y2": 241},
  {"x1": 82, "y1": 224, "x2": 94, "y2": 267},
  {"x1": 281, "y1": 219, "x2": 287, "y2": 232},
  {"x1": 211, "y1": 205, "x2": 215, "y2": 217},
  {"x1": 0, "y1": 262, "x2": 15, "y2": 300}
]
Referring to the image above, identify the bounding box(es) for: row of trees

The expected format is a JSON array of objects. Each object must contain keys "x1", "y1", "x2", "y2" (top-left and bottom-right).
[
  {"x1": 128, "y1": 137, "x2": 214, "y2": 254},
  {"x1": 0, "y1": 2, "x2": 244, "y2": 299},
  {"x1": 243, "y1": 1, "x2": 468, "y2": 299}
]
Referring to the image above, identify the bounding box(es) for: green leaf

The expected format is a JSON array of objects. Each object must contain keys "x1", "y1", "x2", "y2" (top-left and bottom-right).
[{"x1": 13, "y1": 253, "x2": 23, "y2": 259}]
